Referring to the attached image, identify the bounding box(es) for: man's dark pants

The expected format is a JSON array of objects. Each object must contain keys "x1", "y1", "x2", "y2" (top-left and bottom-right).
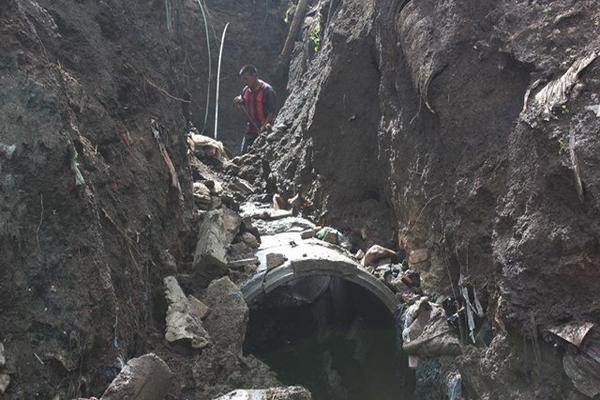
[{"x1": 241, "y1": 132, "x2": 258, "y2": 154}]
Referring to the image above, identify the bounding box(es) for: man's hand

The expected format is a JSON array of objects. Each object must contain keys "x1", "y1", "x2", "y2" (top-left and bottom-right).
[
  {"x1": 234, "y1": 95, "x2": 244, "y2": 106},
  {"x1": 260, "y1": 123, "x2": 272, "y2": 133}
]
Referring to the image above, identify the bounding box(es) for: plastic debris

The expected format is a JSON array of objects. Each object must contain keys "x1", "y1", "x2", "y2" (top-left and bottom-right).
[
  {"x1": 315, "y1": 227, "x2": 350, "y2": 248},
  {"x1": 70, "y1": 148, "x2": 86, "y2": 186},
  {"x1": 533, "y1": 52, "x2": 598, "y2": 120},
  {"x1": 187, "y1": 133, "x2": 229, "y2": 162},
  {"x1": 448, "y1": 373, "x2": 462, "y2": 400}
]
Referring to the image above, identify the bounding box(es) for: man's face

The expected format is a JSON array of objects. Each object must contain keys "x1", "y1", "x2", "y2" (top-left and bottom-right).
[{"x1": 241, "y1": 72, "x2": 258, "y2": 88}]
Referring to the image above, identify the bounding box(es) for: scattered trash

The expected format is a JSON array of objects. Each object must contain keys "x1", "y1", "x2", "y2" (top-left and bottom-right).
[
  {"x1": 532, "y1": 52, "x2": 598, "y2": 120},
  {"x1": 316, "y1": 227, "x2": 351, "y2": 249},
  {"x1": 151, "y1": 119, "x2": 183, "y2": 201},
  {"x1": 101, "y1": 353, "x2": 174, "y2": 400},
  {"x1": 187, "y1": 133, "x2": 229, "y2": 162},
  {"x1": 447, "y1": 373, "x2": 462, "y2": 400},
  {"x1": 214, "y1": 386, "x2": 312, "y2": 400},
  {"x1": 0, "y1": 143, "x2": 16, "y2": 159},
  {"x1": 402, "y1": 297, "x2": 433, "y2": 368},
  {"x1": 459, "y1": 274, "x2": 485, "y2": 344},
  {"x1": 69, "y1": 147, "x2": 86, "y2": 187}
]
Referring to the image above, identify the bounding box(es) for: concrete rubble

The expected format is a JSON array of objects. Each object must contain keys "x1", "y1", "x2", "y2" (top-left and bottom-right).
[
  {"x1": 213, "y1": 386, "x2": 312, "y2": 400},
  {"x1": 203, "y1": 277, "x2": 249, "y2": 356},
  {"x1": 193, "y1": 209, "x2": 232, "y2": 280},
  {"x1": 164, "y1": 276, "x2": 210, "y2": 349},
  {"x1": 101, "y1": 353, "x2": 174, "y2": 400}
]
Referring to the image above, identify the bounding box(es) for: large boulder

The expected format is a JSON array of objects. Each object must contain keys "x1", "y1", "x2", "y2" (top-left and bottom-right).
[
  {"x1": 164, "y1": 276, "x2": 210, "y2": 349},
  {"x1": 193, "y1": 208, "x2": 242, "y2": 283},
  {"x1": 213, "y1": 386, "x2": 312, "y2": 400},
  {"x1": 101, "y1": 354, "x2": 174, "y2": 400},
  {"x1": 203, "y1": 277, "x2": 249, "y2": 355}
]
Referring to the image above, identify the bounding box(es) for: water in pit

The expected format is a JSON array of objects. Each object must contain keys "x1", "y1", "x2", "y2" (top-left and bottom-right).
[{"x1": 244, "y1": 276, "x2": 415, "y2": 400}]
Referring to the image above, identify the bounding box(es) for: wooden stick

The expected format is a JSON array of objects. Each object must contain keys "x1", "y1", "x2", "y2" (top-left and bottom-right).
[{"x1": 280, "y1": 0, "x2": 310, "y2": 60}]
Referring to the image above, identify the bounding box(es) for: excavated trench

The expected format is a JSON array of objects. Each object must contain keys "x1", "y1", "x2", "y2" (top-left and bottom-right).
[{"x1": 244, "y1": 275, "x2": 413, "y2": 400}]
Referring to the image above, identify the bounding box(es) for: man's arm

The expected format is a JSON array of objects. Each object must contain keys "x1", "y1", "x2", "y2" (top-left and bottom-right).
[{"x1": 261, "y1": 87, "x2": 277, "y2": 131}]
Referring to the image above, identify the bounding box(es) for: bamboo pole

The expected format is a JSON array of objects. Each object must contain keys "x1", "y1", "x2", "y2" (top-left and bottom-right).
[
  {"x1": 214, "y1": 23, "x2": 230, "y2": 140},
  {"x1": 280, "y1": 0, "x2": 310, "y2": 60}
]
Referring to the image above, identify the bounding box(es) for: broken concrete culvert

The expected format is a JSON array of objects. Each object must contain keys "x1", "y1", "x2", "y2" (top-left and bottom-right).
[{"x1": 2, "y1": 0, "x2": 600, "y2": 399}]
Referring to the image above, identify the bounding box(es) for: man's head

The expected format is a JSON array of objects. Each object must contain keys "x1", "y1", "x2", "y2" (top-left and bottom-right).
[{"x1": 239, "y1": 64, "x2": 259, "y2": 88}]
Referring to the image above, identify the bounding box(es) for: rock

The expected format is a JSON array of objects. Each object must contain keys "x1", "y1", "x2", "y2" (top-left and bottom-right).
[
  {"x1": 163, "y1": 276, "x2": 210, "y2": 349},
  {"x1": 241, "y1": 232, "x2": 260, "y2": 248},
  {"x1": 354, "y1": 249, "x2": 365, "y2": 260},
  {"x1": 188, "y1": 295, "x2": 210, "y2": 319},
  {"x1": 193, "y1": 182, "x2": 212, "y2": 209},
  {"x1": 266, "y1": 253, "x2": 288, "y2": 270},
  {"x1": 193, "y1": 210, "x2": 229, "y2": 281},
  {"x1": 409, "y1": 248, "x2": 429, "y2": 265},
  {"x1": 362, "y1": 245, "x2": 396, "y2": 267},
  {"x1": 229, "y1": 177, "x2": 255, "y2": 195},
  {"x1": 0, "y1": 373, "x2": 9, "y2": 394},
  {"x1": 101, "y1": 353, "x2": 174, "y2": 400},
  {"x1": 300, "y1": 227, "x2": 320, "y2": 239},
  {"x1": 203, "y1": 277, "x2": 249, "y2": 355},
  {"x1": 213, "y1": 386, "x2": 312, "y2": 400},
  {"x1": 222, "y1": 207, "x2": 242, "y2": 244},
  {"x1": 0, "y1": 342, "x2": 5, "y2": 368}
]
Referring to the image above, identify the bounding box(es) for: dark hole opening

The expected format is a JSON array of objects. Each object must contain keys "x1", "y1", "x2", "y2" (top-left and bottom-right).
[{"x1": 244, "y1": 275, "x2": 415, "y2": 400}]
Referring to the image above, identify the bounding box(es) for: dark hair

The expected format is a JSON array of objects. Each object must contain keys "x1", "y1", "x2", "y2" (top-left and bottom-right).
[{"x1": 239, "y1": 64, "x2": 258, "y2": 76}]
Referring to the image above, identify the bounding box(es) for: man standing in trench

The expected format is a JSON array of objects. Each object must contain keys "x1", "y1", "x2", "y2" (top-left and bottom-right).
[{"x1": 234, "y1": 65, "x2": 277, "y2": 154}]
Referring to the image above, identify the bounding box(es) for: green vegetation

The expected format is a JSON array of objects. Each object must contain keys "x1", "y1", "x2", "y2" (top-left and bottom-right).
[
  {"x1": 594, "y1": 15, "x2": 600, "y2": 28},
  {"x1": 311, "y1": 25, "x2": 321, "y2": 53},
  {"x1": 543, "y1": 4, "x2": 553, "y2": 15},
  {"x1": 558, "y1": 137, "x2": 569, "y2": 156},
  {"x1": 561, "y1": 104, "x2": 570, "y2": 114}
]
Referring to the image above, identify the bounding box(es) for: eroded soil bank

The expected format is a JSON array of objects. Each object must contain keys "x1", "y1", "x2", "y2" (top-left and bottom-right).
[{"x1": 1, "y1": 0, "x2": 600, "y2": 399}]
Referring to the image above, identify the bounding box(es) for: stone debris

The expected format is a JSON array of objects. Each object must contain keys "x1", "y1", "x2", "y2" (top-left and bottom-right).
[
  {"x1": 0, "y1": 372, "x2": 9, "y2": 394},
  {"x1": 213, "y1": 386, "x2": 312, "y2": 400},
  {"x1": 193, "y1": 182, "x2": 212, "y2": 209},
  {"x1": 203, "y1": 277, "x2": 249, "y2": 356},
  {"x1": 241, "y1": 232, "x2": 260, "y2": 248},
  {"x1": 188, "y1": 295, "x2": 210, "y2": 320},
  {"x1": 222, "y1": 207, "x2": 243, "y2": 243},
  {"x1": 164, "y1": 276, "x2": 210, "y2": 349},
  {"x1": 301, "y1": 227, "x2": 320, "y2": 240},
  {"x1": 408, "y1": 248, "x2": 429, "y2": 265},
  {"x1": 548, "y1": 321, "x2": 595, "y2": 349},
  {"x1": 101, "y1": 353, "x2": 174, "y2": 400},
  {"x1": 193, "y1": 210, "x2": 229, "y2": 279},
  {"x1": 362, "y1": 245, "x2": 396, "y2": 267},
  {"x1": 266, "y1": 253, "x2": 288, "y2": 270}
]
